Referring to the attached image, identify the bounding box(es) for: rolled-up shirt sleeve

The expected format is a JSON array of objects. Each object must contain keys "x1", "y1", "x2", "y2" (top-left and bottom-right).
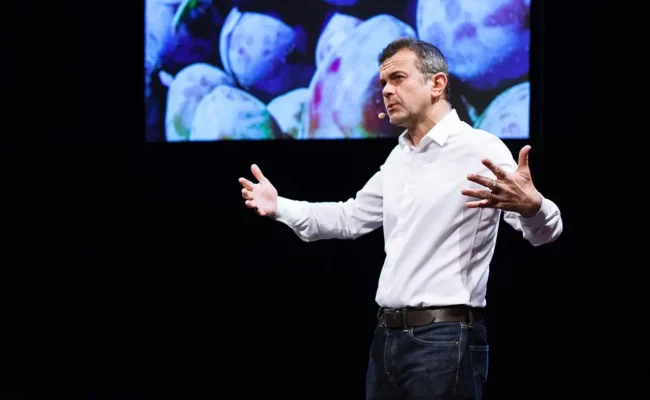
[{"x1": 273, "y1": 170, "x2": 384, "y2": 242}]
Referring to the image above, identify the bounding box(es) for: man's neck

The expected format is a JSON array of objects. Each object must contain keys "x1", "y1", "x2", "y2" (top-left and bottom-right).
[{"x1": 407, "y1": 101, "x2": 451, "y2": 147}]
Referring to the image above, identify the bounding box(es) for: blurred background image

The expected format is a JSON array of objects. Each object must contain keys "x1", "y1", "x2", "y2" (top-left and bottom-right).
[{"x1": 145, "y1": 0, "x2": 532, "y2": 142}]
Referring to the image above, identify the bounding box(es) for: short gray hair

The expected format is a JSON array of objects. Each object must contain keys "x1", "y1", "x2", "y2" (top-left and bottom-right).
[{"x1": 378, "y1": 37, "x2": 450, "y2": 100}]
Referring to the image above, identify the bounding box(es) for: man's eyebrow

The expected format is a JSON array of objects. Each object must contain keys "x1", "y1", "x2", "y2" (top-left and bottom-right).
[{"x1": 379, "y1": 70, "x2": 407, "y2": 83}]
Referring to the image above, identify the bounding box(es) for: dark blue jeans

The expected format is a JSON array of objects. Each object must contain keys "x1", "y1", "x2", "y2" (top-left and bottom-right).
[{"x1": 366, "y1": 317, "x2": 489, "y2": 399}]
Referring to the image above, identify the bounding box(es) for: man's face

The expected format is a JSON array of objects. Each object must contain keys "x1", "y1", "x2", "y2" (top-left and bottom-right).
[{"x1": 379, "y1": 49, "x2": 432, "y2": 127}]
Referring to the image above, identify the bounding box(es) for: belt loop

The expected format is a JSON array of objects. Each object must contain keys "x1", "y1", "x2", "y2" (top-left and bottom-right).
[
  {"x1": 401, "y1": 309, "x2": 408, "y2": 330},
  {"x1": 468, "y1": 308, "x2": 474, "y2": 327}
]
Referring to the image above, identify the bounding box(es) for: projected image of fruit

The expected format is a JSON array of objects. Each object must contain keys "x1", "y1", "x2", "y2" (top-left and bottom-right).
[
  {"x1": 417, "y1": 0, "x2": 530, "y2": 91},
  {"x1": 145, "y1": 0, "x2": 532, "y2": 142}
]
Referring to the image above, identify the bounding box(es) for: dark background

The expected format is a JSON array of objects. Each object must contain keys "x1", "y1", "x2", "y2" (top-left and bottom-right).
[{"x1": 3, "y1": 0, "x2": 601, "y2": 398}]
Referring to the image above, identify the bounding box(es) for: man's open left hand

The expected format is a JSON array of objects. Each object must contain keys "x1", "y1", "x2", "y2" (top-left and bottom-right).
[{"x1": 461, "y1": 145, "x2": 543, "y2": 217}]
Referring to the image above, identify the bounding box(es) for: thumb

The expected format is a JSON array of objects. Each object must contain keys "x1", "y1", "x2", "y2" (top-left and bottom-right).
[
  {"x1": 517, "y1": 145, "x2": 531, "y2": 171},
  {"x1": 251, "y1": 164, "x2": 268, "y2": 183}
]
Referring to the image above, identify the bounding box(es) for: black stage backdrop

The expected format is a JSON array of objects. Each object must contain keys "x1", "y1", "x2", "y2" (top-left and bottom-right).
[{"x1": 2, "y1": 1, "x2": 595, "y2": 398}]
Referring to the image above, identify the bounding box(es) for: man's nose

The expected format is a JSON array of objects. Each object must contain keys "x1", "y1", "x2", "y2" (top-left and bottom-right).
[{"x1": 382, "y1": 84, "x2": 394, "y2": 97}]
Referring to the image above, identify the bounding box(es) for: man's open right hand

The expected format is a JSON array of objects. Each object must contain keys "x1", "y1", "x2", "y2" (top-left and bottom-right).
[{"x1": 239, "y1": 164, "x2": 278, "y2": 217}]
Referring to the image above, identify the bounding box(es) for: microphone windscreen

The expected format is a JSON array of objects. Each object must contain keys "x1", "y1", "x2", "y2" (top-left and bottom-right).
[{"x1": 378, "y1": 112, "x2": 386, "y2": 119}]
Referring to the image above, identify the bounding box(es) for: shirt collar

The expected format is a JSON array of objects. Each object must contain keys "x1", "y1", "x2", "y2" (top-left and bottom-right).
[{"x1": 398, "y1": 109, "x2": 460, "y2": 150}]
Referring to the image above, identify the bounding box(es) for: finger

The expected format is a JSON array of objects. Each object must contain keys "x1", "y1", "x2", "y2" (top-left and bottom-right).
[
  {"x1": 467, "y1": 174, "x2": 496, "y2": 189},
  {"x1": 257, "y1": 208, "x2": 266, "y2": 217},
  {"x1": 241, "y1": 188, "x2": 253, "y2": 200},
  {"x1": 481, "y1": 158, "x2": 507, "y2": 179},
  {"x1": 517, "y1": 145, "x2": 531, "y2": 171},
  {"x1": 465, "y1": 199, "x2": 491, "y2": 208},
  {"x1": 245, "y1": 200, "x2": 257, "y2": 209},
  {"x1": 239, "y1": 177, "x2": 255, "y2": 191},
  {"x1": 251, "y1": 164, "x2": 267, "y2": 183},
  {"x1": 461, "y1": 189, "x2": 492, "y2": 199}
]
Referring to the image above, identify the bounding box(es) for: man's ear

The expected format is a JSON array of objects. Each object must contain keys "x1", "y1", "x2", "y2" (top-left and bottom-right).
[{"x1": 430, "y1": 72, "x2": 448, "y2": 98}]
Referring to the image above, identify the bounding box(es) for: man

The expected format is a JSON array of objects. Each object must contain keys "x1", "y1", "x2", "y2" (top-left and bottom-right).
[{"x1": 239, "y1": 37, "x2": 562, "y2": 399}]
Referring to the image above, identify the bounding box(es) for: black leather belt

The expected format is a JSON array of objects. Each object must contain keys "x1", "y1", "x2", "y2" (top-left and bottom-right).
[{"x1": 378, "y1": 306, "x2": 483, "y2": 329}]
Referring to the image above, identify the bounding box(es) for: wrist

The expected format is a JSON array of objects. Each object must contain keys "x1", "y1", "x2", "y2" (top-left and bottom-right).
[
  {"x1": 520, "y1": 192, "x2": 543, "y2": 218},
  {"x1": 272, "y1": 196, "x2": 287, "y2": 219}
]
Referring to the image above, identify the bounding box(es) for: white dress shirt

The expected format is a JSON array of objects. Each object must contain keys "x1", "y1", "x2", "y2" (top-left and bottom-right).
[{"x1": 274, "y1": 109, "x2": 562, "y2": 309}]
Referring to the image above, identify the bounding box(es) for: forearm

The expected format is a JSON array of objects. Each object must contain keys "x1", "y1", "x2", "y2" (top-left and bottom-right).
[{"x1": 274, "y1": 196, "x2": 381, "y2": 242}]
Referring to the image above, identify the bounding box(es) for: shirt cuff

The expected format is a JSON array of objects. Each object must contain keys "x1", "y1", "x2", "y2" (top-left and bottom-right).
[
  {"x1": 519, "y1": 196, "x2": 553, "y2": 226},
  {"x1": 274, "y1": 196, "x2": 302, "y2": 224}
]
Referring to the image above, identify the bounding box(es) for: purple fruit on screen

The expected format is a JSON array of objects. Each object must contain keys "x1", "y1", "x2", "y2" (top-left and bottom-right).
[
  {"x1": 315, "y1": 13, "x2": 362, "y2": 68},
  {"x1": 416, "y1": 0, "x2": 530, "y2": 91},
  {"x1": 474, "y1": 81, "x2": 529, "y2": 139},
  {"x1": 219, "y1": 7, "x2": 310, "y2": 97},
  {"x1": 304, "y1": 14, "x2": 417, "y2": 139},
  {"x1": 145, "y1": 0, "x2": 183, "y2": 95},
  {"x1": 190, "y1": 85, "x2": 281, "y2": 140},
  {"x1": 164, "y1": 63, "x2": 235, "y2": 141},
  {"x1": 267, "y1": 88, "x2": 310, "y2": 139},
  {"x1": 159, "y1": 1, "x2": 222, "y2": 73}
]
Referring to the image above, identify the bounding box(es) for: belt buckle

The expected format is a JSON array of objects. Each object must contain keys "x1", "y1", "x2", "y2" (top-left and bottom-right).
[
  {"x1": 389, "y1": 309, "x2": 408, "y2": 330},
  {"x1": 382, "y1": 308, "x2": 410, "y2": 329},
  {"x1": 382, "y1": 308, "x2": 398, "y2": 328}
]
